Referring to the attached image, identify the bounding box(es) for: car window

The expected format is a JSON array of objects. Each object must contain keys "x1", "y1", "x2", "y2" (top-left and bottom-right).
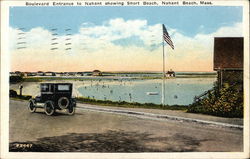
[
  {"x1": 41, "y1": 84, "x2": 49, "y2": 92},
  {"x1": 57, "y1": 85, "x2": 70, "y2": 91}
]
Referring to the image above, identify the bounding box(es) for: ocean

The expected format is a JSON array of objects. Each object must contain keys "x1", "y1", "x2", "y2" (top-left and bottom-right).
[{"x1": 78, "y1": 77, "x2": 216, "y2": 106}]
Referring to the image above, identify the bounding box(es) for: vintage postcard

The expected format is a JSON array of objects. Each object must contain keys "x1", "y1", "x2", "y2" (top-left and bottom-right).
[{"x1": 1, "y1": 0, "x2": 249, "y2": 158}]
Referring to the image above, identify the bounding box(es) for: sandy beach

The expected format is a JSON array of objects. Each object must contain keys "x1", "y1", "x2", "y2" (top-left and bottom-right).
[
  {"x1": 10, "y1": 80, "x2": 89, "y2": 97},
  {"x1": 9, "y1": 79, "x2": 132, "y2": 98}
]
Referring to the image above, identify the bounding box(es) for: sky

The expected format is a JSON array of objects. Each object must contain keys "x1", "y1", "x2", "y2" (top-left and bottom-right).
[{"x1": 9, "y1": 6, "x2": 243, "y2": 72}]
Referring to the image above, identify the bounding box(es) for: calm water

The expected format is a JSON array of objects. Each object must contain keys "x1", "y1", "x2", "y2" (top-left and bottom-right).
[{"x1": 78, "y1": 78, "x2": 216, "y2": 106}]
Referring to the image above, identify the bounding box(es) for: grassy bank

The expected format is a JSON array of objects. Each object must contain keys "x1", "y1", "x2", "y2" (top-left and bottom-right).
[
  {"x1": 76, "y1": 97, "x2": 187, "y2": 110},
  {"x1": 10, "y1": 95, "x2": 187, "y2": 111}
]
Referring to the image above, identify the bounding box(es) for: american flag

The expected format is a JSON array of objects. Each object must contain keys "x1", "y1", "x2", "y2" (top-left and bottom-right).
[{"x1": 163, "y1": 24, "x2": 174, "y2": 50}]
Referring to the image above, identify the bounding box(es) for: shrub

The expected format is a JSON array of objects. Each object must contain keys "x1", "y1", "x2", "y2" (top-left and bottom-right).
[
  {"x1": 10, "y1": 76, "x2": 23, "y2": 83},
  {"x1": 9, "y1": 90, "x2": 18, "y2": 97},
  {"x1": 188, "y1": 83, "x2": 243, "y2": 118}
]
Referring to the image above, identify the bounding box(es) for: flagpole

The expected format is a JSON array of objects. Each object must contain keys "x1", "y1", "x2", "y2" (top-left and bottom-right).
[
  {"x1": 162, "y1": 26, "x2": 166, "y2": 107},
  {"x1": 161, "y1": 24, "x2": 174, "y2": 107}
]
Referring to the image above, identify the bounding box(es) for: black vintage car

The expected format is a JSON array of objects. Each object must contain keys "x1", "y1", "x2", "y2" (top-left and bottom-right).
[{"x1": 28, "y1": 83, "x2": 76, "y2": 115}]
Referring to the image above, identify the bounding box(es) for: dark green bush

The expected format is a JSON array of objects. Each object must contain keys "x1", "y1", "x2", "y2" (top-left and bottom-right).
[
  {"x1": 188, "y1": 83, "x2": 243, "y2": 118},
  {"x1": 9, "y1": 90, "x2": 18, "y2": 97},
  {"x1": 10, "y1": 76, "x2": 23, "y2": 83}
]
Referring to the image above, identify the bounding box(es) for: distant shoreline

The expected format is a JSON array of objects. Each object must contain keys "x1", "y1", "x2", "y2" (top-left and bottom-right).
[{"x1": 19, "y1": 72, "x2": 217, "y2": 82}]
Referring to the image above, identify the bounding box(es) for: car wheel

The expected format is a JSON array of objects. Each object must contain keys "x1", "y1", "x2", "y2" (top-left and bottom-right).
[
  {"x1": 44, "y1": 101, "x2": 55, "y2": 116},
  {"x1": 58, "y1": 97, "x2": 70, "y2": 109},
  {"x1": 28, "y1": 99, "x2": 36, "y2": 113},
  {"x1": 67, "y1": 106, "x2": 75, "y2": 115}
]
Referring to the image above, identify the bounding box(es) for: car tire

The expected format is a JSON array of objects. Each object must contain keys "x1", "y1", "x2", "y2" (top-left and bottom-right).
[
  {"x1": 67, "y1": 105, "x2": 75, "y2": 115},
  {"x1": 28, "y1": 99, "x2": 36, "y2": 113},
  {"x1": 58, "y1": 97, "x2": 70, "y2": 109},
  {"x1": 44, "y1": 100, "x2": 55, "y2": 116}
]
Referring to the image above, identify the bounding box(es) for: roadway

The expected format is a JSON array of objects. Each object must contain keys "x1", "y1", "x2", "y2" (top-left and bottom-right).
[{"x1": 9, "y1": 99, "x2": 243, "y2": 152}]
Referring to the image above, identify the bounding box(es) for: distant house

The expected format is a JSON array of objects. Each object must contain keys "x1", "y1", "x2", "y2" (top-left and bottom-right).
[
  {"x1": 213, "y1": 37, "x2": 243, "y2": 88},
  {"x1": 23, "y1": 72, "x2": 36, "y2": 77},
  {"x1": 10, "y1": 72, "x2": 20, "y2": 76},
  {"x1": 76, "y1": 72, "x2": 92, "y2": 76},
  {"x1": 166, "y1": 69, "x2": 175, "y2": 77},
  {"x1": 68, "y1": 72, "x2": 76, "y2": 76},
  {"x1": 45, "y1": 71, "x2": 56, "y2": 76},
  {"x1": 10, "y1": 71, "x2": 26, "y2": 77},
  {"x1": 13, "y1": 71, "x2": 22, "y2": 76},
  {"x1": 37, "y1": 71, "x2": 45, "y2": 76},
  {"x1": 56, "y1": 72, "x2": 64, "y2": 76},
  {"x1": 92, "y1": 70, "x2": 102, "y2": 76},
  {"x1": 76, "y1": 72, "x2": 84, "y2": 76},
  {"x1": 27, "y1": 72, "x2": 37, "y2": 76},
  {"x1": 23, "y1": 72, "x2": 30, "y2": 77}
]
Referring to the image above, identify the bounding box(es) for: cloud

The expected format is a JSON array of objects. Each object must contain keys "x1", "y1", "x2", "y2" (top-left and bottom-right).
[
  {"x1": 169, "y1": 22, "x2": 242, "y2": 60},
  {"x1": 9, "y1": 19, "x2": 242, "y2": 72},
  {"x1": 79, "y1": 18, "x2": 162, "y2": 49}
]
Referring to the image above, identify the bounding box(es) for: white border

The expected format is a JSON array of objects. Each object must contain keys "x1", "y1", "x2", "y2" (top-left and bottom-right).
[
  {"x1": 243, "y1": 0, "x2": 250, "y2": 156},
  {"x1": 1, "y1": 0, "x2": 249, "y2": 158}
]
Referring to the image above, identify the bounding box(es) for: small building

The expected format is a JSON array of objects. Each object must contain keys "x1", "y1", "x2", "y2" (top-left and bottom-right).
[
  {"x1": 76, "y1": 72, "x2": 84, "y2": 76},
  {"x1": 37, "y1": 71, "x2": 45, "y2": 76},
  {"x1": 92, "y1": 70, "x2": 102, "y2": 76},
  {"x1": 68, "y1": 72, "x2": 76, "y2": 76},
  {"x1": 213, "y1": 37, "x2": 243, "y2": 89},
  {"x1": 10, "y1": 72, "x2": 20, "y2": 76},
  {"x1": 23, "y1": 72, "x2": 30, "y2": 77},
  {"x1": 45, "y1": 71, "x2": 56, "y2": 76},
  {"x1": 56, "y1": 72, "x2": 64, "y2": 76},
  {"x1": 27, "y1": 72, "x2": 37, "y2": 76},
  {"x1": 11, "y1": 71, "x2": 22, "y2": 76},
  {"x1": 166, "y1": 69, "x2": 175, "y2": 77}
]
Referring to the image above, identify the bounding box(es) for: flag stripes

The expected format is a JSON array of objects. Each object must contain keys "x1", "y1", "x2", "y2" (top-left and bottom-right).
[{"x1": 162, "y1": 24, "x2": 174, "y2": 49}]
